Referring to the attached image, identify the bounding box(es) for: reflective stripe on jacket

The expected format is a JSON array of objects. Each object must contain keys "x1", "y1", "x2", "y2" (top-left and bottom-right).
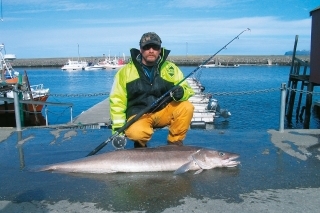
[{"x1": 109, "y1": 47, "x2": 194, "y2": 130}]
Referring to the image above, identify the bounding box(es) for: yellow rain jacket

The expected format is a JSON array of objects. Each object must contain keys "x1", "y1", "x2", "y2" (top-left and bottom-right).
[{"x1": 109, "y1": 48, "x2": 194, "y2": 132}]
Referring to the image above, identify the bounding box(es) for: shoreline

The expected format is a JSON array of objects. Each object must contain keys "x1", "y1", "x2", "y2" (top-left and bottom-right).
[{"x1": 10, "y1": 55, "x2": 310, "y2": 67}]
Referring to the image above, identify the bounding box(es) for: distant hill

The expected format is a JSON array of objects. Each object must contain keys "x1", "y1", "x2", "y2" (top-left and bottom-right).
[{"x1": 284, "y1": 50, "x2": 310, "y2": 55}]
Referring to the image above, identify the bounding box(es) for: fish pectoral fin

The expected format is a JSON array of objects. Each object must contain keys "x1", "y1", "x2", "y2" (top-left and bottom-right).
[
  {"x1": 174, "y1": 161, "x2": 194, "y2": 175},
  {"x1": 194, "y1": 169, "x2": 203, "y2": 175},
  {"x1": 192, "y1": 155, "x2": 214, "y2": 170}
]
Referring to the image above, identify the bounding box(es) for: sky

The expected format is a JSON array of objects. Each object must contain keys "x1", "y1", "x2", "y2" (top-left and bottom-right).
[{"x1": 0, "y1": 0, "x2": 319, "y2": 59}]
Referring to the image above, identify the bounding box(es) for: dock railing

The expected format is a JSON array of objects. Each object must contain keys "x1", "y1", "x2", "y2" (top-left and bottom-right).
[
  {"x1": 19, "y1": 100, "x2": 73, "y2": 126},
  {"x1": 1, "y1": 84, "x2": 73, "y2": 131}
]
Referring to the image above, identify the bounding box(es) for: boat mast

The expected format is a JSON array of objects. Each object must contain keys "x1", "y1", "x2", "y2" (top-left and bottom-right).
[{"x1": 77, "y1": 43, "x2": 80, "y2": 61}]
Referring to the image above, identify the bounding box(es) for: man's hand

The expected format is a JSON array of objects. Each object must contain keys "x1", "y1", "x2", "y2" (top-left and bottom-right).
[{"x1": 171, "y1": 86, "x2": 184, "y2": 101}]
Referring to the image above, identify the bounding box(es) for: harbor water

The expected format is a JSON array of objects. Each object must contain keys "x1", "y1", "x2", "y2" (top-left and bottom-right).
[{"x1": 14, "y1": 65, "x2": 320, "y2": 129}]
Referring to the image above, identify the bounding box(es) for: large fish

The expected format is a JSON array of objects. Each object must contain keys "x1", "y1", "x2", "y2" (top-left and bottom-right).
[{"x1": 38, "y1": 145, "x2": 240, "y2": 174}]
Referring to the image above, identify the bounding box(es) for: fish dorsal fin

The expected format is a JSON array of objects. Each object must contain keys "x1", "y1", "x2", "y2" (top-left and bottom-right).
[{"x1": 174, "y1": 161, "x2": 194, "y2": 175}]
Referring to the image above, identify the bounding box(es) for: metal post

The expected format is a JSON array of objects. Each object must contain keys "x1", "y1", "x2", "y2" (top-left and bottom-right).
[
  {"x1": 45, "y1": 105, "x2": 48, "y2": 126},
  {"x1": 304, "y1": 82, "x2": 313, "y2": 129},
  {"x1": 70, "y1": 106, "x2": 73, "y2": 123},
  {"x1": 18, "y1": 75, "x2": 24, "y2": 126},
  {"x1": 13, "y1": 84, "x2": 22, "y2": 131},
  {"x1": 279, "y1": 83, "x2": 286, "y2": 132}
]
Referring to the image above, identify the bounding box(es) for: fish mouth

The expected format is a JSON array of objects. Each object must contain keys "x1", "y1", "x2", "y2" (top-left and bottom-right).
[{"x1": 224, "y1": 156, "x2": 240, "y2": 167}]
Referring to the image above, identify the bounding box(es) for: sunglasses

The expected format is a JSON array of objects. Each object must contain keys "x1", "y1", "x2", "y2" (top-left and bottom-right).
[{"x1": 142, "y1": 44, "x2": 161, "y2": 51}]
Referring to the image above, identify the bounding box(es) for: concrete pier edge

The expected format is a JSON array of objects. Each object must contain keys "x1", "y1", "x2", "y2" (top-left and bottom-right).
[{"x1": 11, "y1": 55, "x2": 310, "y2": 67}]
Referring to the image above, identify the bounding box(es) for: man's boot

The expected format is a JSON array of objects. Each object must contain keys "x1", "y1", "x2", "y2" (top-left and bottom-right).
[
  {"x1": 134, "y1": 142, "x2": 147, "y2": 148},
  {"x1": 167, "y1": 140, "x2": 183, "y2": 146}
]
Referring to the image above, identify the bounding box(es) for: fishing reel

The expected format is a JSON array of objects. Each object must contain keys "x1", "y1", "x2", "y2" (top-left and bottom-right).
[{"x1": 112, "y1": 134, "x2": 127, "y2": 149}]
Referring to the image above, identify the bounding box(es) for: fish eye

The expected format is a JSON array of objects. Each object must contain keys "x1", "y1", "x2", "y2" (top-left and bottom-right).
[{"x1": 219, "y1": 152, "x2": 225, "y2": 156}]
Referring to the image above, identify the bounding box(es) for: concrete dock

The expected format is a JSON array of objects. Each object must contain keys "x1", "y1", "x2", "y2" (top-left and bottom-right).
[
  {"x1": 72, "y1": 98, "x2": 111, "y2": 126},
  {"x1": 1, "y1": 83, "x2": 320, "y2": 213},
  {"x1": 0, "y1": 125, "x2": 320, "y2": 212}
]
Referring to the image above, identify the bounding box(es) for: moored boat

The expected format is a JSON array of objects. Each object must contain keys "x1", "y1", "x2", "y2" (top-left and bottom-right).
[
  {"x1": 0, "y1": 44, "x2": 19, "y2": 84},
  {"x1": 98, "y1": 53, "x2": 126, "y2": 70},
  {"x1": 84, "y1": 63, "x2": 105, "y2": 71},
  {"x1": 0, "y1": 84, "x2": 49, "y2": 113},
  {"x1": 61, "y1": 59, "x2": 88, "y2": 71},
  {"x1": 201, "y1": 64, "x2": 240, "y2": 68},
  {"x1": 0, "y1": 82, "x2": 49, "y2": 127},
  {"x1": 187, "y1": 77, "x2": 231, "y2": 128},
  {"x1": 200, "y1": 58, "x2": 239, "y2": 68},
  {"x1": 61, "y1": 44, "x2": 88, "y2": 71},
  {"x1": 0, "y1": 44, "x2": 50, "y2": 126}
]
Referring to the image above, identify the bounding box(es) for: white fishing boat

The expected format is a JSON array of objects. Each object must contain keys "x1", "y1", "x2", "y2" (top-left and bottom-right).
[
  {"x1": 98, "y1": 53, "x2": 126, "y2": 70},
  {"x1": 84, "y1": 64, "x2": 105, "y2": 71},
  {"x1": 61, "y1": 44, "x2": 88, "y2": 71},
  {"x1": 61, "y1": 59, "x2": 88, "y2": 71},
  {"x1": 201, "y1": 58, "x2": 239, "y2": 68},
  {"x1": 201, "y1": 64, "x2": 240, "y2": 68}
]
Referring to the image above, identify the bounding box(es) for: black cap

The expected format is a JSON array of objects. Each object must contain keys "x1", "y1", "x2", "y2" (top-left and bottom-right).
[{"x1": 139, "y1": 32, "x2": 162, "y2": 48}]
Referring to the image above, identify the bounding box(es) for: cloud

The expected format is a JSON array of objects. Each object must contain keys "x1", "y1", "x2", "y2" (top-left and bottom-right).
[
  {"x1": 3, "y1": 15, "x2": 312, "y2": 57},
  {"x1": 6, "y1": 0, "x2": 111, "y2": 13},
  {"x1": 165, "y1": 0, "x2": 254, "y2": 9}
]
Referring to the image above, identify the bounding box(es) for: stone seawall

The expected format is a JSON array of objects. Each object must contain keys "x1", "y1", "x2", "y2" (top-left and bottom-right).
[{"x1": 10, "y1": 55, "x2": 310, "y2": 67}]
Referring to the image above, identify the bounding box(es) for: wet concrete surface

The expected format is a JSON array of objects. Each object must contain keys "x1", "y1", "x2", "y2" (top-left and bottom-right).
[{"x1": 0, "y1": 127, "x2": 320, "y2": 212}]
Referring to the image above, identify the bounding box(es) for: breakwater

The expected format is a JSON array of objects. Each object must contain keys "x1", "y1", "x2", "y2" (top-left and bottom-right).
[{"x1": 11, "y1": 55, "x2": 310, "y2": 67}]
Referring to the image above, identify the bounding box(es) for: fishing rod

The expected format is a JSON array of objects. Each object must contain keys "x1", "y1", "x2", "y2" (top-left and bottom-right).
[{"x1": 86, "y1": 28, "x2": 251, "y2": 156}]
